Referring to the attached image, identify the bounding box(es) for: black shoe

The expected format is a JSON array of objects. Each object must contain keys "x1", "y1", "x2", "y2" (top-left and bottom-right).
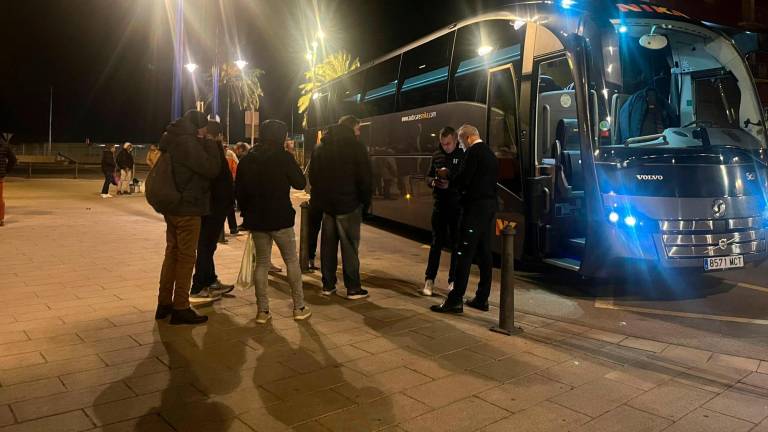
[
  {"x1": 155, "y1": 304, "x2": 173, "y2": 320},
  {"x1": 169, "y1": 308, "x2": 208, "y2": 325},
  {"x1": 465, "y1": 297, "x2": 490, "y2": 312},
  {"x1": 346, "y1": 289, "x2": 369, "y2": 300},
  {"x1": 430, "y1": 301, "x2": 463, "y2": 314}
]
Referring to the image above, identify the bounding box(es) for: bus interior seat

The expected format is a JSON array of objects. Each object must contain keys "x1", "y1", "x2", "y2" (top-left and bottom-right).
[
  {"x1": 554, "y1": 118, "x2": 583, "y2": 192},
  {"x1": 537, "y1": 90, "x2": 577, "y2": 162},
  {"x1": 610, "y1": 93, "x2": 630, "y2": 144}
]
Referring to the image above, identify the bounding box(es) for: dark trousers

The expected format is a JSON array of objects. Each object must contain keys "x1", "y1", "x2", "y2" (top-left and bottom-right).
[
  {"x1": 191, "y1": 212, "x2": 228, "y2": 293},
  {"x1": 446, "y1": 199, "x2": 496, "y2": 305},
  {"x1": 425, "y1": 203, "x2": 461, "y2": 283},
  {"x1": 321, "y1": 207, "x2": 362, "y2": 291},
  {"x1": 158, "y1": 216, "x2": 202, "y2": 309},
  {"x1": 308, "y1": 203, "x2": 324, "y2": 260},
  {"x1": 226, "y1": 210, "x2": 238, "y2": 234},
  {"x1": 100, "y1": 173, "x2": 112, "y2": 194}
]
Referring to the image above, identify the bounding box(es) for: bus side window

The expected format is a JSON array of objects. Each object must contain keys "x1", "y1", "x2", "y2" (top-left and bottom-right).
[
  {"x1": 535, "y1": 57, "x2": 578, "y2": 162},
  {"x1": 361, "y1": 56, "x2": 401, "y2": 117},
  {"x1": 398, "y1": 33, "x2": 453, "y2": 111},
  {"x1": 332, "y1": 72, "x2": 365, "y2": 119}
]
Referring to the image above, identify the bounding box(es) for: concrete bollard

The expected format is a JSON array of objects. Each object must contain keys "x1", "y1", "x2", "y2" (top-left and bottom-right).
[
  {"x1": 490, "y1": 224, "x2": 522, "y2": 336},
  {"x1": 299, "y1": 201, "x2": 311, "y2": 273}
]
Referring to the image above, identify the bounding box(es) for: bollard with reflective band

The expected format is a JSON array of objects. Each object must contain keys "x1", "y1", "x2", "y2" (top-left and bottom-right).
[
  {"x1": 299, "y1": 201, "x2": 311, "y2": 273},
  {"x1": 490, "y1": 224, "x2": 522, "y2": 336}
]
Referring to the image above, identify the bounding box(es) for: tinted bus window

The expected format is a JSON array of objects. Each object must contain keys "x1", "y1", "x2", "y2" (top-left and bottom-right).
[
  {"x1": 307, "y1": 87, "x2": 332, "y2": 129},
  {"x1": 398, "y1": 33, "x2": 453, "y2": 111},
  {"x1": 332, "y1": 72, "x2": 365, "y2": 119},
  {"x1": 362, "y1": 56, "x2": 401, "y2": 117},
  {"x1": 450, "y1": 20, "x2": 524, "y2": 103}
]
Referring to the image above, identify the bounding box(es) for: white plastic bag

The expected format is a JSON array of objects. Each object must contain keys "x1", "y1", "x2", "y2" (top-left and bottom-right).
[{"x1": 235, "y1": 232, "x2": 255, "y2": 291}]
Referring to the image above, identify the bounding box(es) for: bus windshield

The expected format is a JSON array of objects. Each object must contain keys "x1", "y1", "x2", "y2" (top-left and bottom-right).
[{"x1": 602, "y1": 19, "x2": 766, "y2": 150}]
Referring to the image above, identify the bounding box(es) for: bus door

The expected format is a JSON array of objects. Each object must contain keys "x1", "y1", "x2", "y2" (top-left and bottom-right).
[
  {"x1": 533, "y1": 54, "x2": 587, "y2": 270},
  {"x1": 486, "y1": 64, "x2": 525, "y2": 257}
]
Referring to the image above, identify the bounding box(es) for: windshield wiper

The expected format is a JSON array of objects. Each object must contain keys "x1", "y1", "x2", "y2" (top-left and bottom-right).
[
  {"x1": 691, "y1": 127, "x2": 711, "y2": 147},
  {"x1": 744, "y1": 118, "x2": 764, "y2": 128}
]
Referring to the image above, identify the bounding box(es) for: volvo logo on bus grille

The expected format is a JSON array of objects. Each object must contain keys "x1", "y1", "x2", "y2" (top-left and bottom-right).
[
  {"x1": 636, "y1": 174, "x2": 664, "y2": 181},
  {"x1": 746, "y1": 172, "x2": 757, "y2": 181},
  {"x1": 712, "y1": 199, "x2": 727, "y2": 218},
  {"x1": 719, "y1": 238, "x2": 729, "y2": 250}
]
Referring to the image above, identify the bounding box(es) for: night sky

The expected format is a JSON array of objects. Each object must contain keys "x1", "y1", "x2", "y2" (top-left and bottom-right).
[{"x1": 0, "y1": 0, "x2": 503, "y2": 144}]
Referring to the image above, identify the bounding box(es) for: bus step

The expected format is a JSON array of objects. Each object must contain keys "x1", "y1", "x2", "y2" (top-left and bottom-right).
[
  {"x1": 543, "y1": 257, "x2": 581, "y2": 272},
  {"x1": 568, "y1": 237, "x2": 586, "y2": 252}
]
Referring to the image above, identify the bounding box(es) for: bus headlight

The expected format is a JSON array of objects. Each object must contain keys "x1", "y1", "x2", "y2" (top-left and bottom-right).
[
  {"x1": 624, "y1": 215, "x2": 637, "y2": 227},
  {"x1": 608, "y1": 211, "x2": 620, "y2": 224}
]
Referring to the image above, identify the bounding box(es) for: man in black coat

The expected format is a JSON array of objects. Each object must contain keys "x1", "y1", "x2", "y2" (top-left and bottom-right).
[
  {"x1": 431, "y1": 124, "x2": 498, "y2": 314},
  {"x1": 421, "y1": 126, "x2": 465, "y2": 296},
  {"x1": 115, "y1": 142, "x2": 135, "y2": 195},
  {"x1": 99, "y1": 145, "x2": 116, "y2": 198},
  {"x1": 155, "y1": 110, "x2": 221, "y2": 325},
  {"x1": 0, "y1": 140, "x2": 17, "y2": 227},
  {"x1": 190, "y1": 121, "x2": 235, "y2": 303},
  {"x1": 308, "y1": 115, "x2": 372, "y2": 299}
]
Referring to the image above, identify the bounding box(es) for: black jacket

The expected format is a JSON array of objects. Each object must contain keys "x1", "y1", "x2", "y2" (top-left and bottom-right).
[
  {"x1": 308, "y1": 124, "x2": 372, "y2": 216},
  {"x1": 0, "y1": 146, "x2": 17, "y2": 179},
  {"x1": 157, "y1": 117, "x2": 221, "y2": 216},
  {"x1": 453, "y1": 141, "x2": 498, "y2": 205},
  {"x1": 426, "y1": 146, "x2": 464, "y2": 207},
  {"x1": 100, "y1": 149, "x2": 116, "y2": 175},
  {"x1": 209, "y1": 140, "x2": 235, "y2": 217},
  {"x1": 116, "y1": 148, "x2": 134, "y2": 170},
  {"x1": 236, "y1": 144, "x2": 306, "y2": 231}
]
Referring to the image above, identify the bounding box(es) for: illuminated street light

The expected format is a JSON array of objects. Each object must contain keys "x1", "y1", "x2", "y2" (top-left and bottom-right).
[
  {"x1": 185, "y1": 62, "x2": 198, "y2": 73},
  {"x1": 306, "y1": 51, "x2": 313, "y2": 61},
  {"x1": 312, "y1": 92, "x2": 320, "y2": 100},
  {"x1": 477, "y1": 45, "x2": 493, "y2": 56},
  {"x1": 318, "y1": 29, "x2": 326, "y2": 39},
  {"x1": 235, "y1": 59, "x2": 248, "y2": 70}
]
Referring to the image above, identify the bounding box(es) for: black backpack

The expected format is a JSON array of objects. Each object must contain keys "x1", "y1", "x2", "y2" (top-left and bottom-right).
[{"x1": 145, "y1": 151, "x2": 182, "y2": 214}]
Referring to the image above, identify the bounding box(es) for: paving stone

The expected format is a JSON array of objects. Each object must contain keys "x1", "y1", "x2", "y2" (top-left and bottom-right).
[
  {"x1": 481, "y1": 400, "x2": 589, "y2": 432},
  {"x1": 581, "y1": 329, "x2": 627, "y2": 344},
  {"x1": 404, "y1": 372, "x2": 498, "y2": 408},
  {"x1": 97, "y1": 343, "x2": 172, "y2": 366},
  {"x1": 0, "y1": 355, "x2": 105, "y2": 386},
  {"x1": 522, "y1": 341, "x2": 574, "y2": 363},
  {"x1": 24, "y1": 319, "x2": 115, "y2": 340},
  {"x1": 707, "y1": 353, "x2": 760, "y2": 372},
  {"x1": 604, "y1": 360, "x2": 678, "y2": 391},
  {"x1": 550, "y1": 377, "x2": 644, "y2": 417},
  {"x1": 703, "y1": 383, "x2": 768, "y2": 423},
  {"x1": 319, "y1": 393, "x2": 431, "y2": 431},
  {"x1": 0, "y1": 334, "x2": 82, "y2": 357},
  {"x1": 41, "y1": 336, "x2": 138, "y2": 362},
  {"x1": 85, "y1": 384, "x2": 205, "y2": 426},
  {"x1": 84, "y1": 415, "x2": 174, "y2": 432},
  {"x1": 540, "y1": 357, "x2": 616, "y2": 387},
  {"x1": 619, "y1": 337, "x2": 669, "y2": 353},
  {"x1": 0, "y1": 352, "x2": 46, "y2": 371},
  {"x1": 12, "y1": 382, "x2": 134, "y2": 422},
  {"x1": 0, "y1": 406, "x2": 13, "y2": 427},
  {"x1": 0, "y1": 332, "x2": 28, "y2": 346},
  {"x1": 0, "y1": 378, "x2": 68, "y2": 405},
  {"x1": 574, "y1": 405, "x2": 672, "y2": 432},
  {"x1": 476, "y1": 373, "x2": 572, "y2": 413},
  {"x1": 261, "y1": 365, "x2": 365, "y2": 400},
  {"x1": 332, "y1": 366, "x2": 433, "y2": 403},
  {"x1": 655, "y1": 345, "x2": 712, "y2": 368},
  {"x1": 402, "y1": 396, "x2": 510, "y2": 432},
  {"x1": 742, "y1": 372, "x2": 768, "y2": 389},
  {"x1": 60, "y1": 358, "x2": 168, "y2": 390},
  {"x1": 662, "y1": 408, "x2": 754, "y2": 432},
  {"x1": 675, "y1": 363, "x2": 752, "y2": 394},
  {"x1": 472, "y1": 352, "x2": 556, "y2": 382},
  {"x1": 343, "y1": 349, "x2": 422, "y2": 376},
  {"x1": 627, "y1": 380, "x2": 718, "y2": 420},
  {"x1": 239, "y1": 389, "x2": 355, "y2": 430},
  {"x1": 0, "y1": 410, "x2": 94, "y2": 432},
  {"x1": 437, "y1": 348, "x2": 494, "y2": 370}
]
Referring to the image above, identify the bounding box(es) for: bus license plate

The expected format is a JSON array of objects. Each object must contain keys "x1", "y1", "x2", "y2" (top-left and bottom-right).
[{"x1": 704, "y1": 256, "x2": 744, "y2": 271}]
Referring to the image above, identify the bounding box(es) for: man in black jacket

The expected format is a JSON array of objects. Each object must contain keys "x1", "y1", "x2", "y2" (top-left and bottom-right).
[
  {"x1": 431, "y1": 124, "x2": 498, "y2": 314},
  {"x1": 190, "y1": 121, "x2": 235, "y2": 303},
  {"x1": 308, "y1": 115, "x2": 372, "y2": 299},
  {"x1": 236, "y1": 120, "x2": 311, "y2": 323},
  {"x1": 155, "y1": 110, "x2": 221, "y2": 325},
  {"x1": 0, "y1": 140, "x2": 17, "y2": 227},
  {"x1": 116, "y1": 142, "x2": 135, "y2": 195},
  {"x1": 100, "y1": 145, "x2": 116, "y2": 198},
  {"x1": 422, "y1": 126, "x2": 465, "y2": 296}
]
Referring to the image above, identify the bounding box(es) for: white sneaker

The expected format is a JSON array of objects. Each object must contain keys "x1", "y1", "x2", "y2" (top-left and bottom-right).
[
  {"x1": 189, "y1": 287, "x2": 222, "y2": 305},
  {"x1": 255, "y1": 311, "x2": 272, "y2": 324},
  {"x1": 100, "y1": 194, "x2": 113, "y2": 198},
  {"x1": 293, "y1": 305, "x2": 312, "y2": 321},
  {"x1": 420, "y1": 280, "x2": 434, "y2": 296}
]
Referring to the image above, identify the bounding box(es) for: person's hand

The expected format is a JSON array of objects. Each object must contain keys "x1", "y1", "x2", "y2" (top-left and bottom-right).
[{"x1": 436, "y1": 179, "x2": 449, "y2": 189}]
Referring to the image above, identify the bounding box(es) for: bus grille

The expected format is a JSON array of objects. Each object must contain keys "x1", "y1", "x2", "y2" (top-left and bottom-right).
[{"x1": 659, "y1": 217, "x2": 765, "y2": 258}]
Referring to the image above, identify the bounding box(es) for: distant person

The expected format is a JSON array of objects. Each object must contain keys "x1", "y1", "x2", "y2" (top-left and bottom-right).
[
  {"x1": 0, "y1": 140, "x2": 17, "y2": 227},
  {"x1": 146, "y1": 144, "x2": 161, "y2": 169},
  {"x1": 99, "y1": 145, "x2": 117, "y2": 198},
  {"x1": 236, "y1": 119, "x2": 311, "y2": 323},
  {"x1": 154, "y1": 110, "x2": 221, "y2": 325},
  {"x1": 309, "y1": 115, "x2": 372, "y2": 299},
  {"x1": 224, "y1": 144, "x2": 240, "y2": 236},
  {"x1": 422, "y1": 126, "x2": 464, "y2": 296},
  {"x1": 189, "y1": 120, "x2": 236, "y2": 304},
  {"x1": 234, "y1": 142, "x2": 251, "y2": 160},
  {"x1": 116, "y1": 142, "x2": 135, "y2": 195},
  {"x1": 431, "y1": 124, "x2": 498, "y2": 314}
]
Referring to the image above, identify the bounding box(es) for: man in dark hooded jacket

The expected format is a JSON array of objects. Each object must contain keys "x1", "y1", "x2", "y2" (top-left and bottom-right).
[
  {"x1": 155, "y1": 110, "x2": 221, "y2": 325},
  {"x1": 308, "y1": 115, "x2": 372, "y2": 299}
]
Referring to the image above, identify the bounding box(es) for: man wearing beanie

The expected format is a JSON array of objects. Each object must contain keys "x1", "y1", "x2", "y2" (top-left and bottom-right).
[{"x1": 154, "y1": 110, "x2": 221, "y2": 325}]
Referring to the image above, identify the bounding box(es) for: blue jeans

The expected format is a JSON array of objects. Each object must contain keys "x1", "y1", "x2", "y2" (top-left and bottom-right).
[
  {"x1": 321, "y1": 207, "x2": 362, "y2": 291},
  {"x1": 252, "y1": 227, "x2": 305, "y2": 312}
]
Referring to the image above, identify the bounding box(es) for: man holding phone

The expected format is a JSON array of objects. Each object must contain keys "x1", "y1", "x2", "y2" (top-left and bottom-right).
[{"x1": 421, "y1": 126, "x2": 465, "y2": 296}]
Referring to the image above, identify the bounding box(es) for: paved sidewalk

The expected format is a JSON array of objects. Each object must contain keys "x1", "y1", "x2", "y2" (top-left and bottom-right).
[{"x1": 2, "y1": 178, "x2": 768, "y2": 431}]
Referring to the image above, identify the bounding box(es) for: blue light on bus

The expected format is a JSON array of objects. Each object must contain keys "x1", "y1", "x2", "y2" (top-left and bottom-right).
[
  {"x1": 608, "y1": 211, "x2": 619, "y2": 223},
  {"x1": 624, "y1": 215, "x2": 637, "y2": 227},
  {"x1": 561, "y1": 0, "x2": 575, "y2": 9},
  {"x1": 618, "y1": 25, "x2": 628, "y2": 33}
]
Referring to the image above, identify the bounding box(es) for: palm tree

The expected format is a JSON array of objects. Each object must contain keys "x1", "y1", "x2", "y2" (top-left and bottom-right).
[
  {"x1": 210, "y1": 63, "x2": 265, "y2": 142},
  {"x1": 297, "y1": 50, "x2": 360, "y2": 127}
]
